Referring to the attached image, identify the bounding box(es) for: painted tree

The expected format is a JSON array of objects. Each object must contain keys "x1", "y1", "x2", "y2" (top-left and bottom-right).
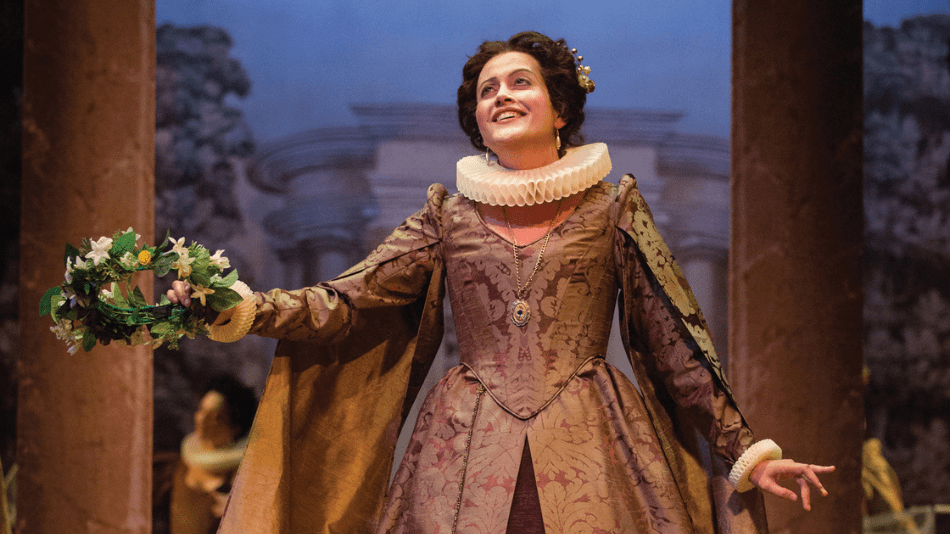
[{"x1": 863, "y1": 14, "x2": 950, "y2": 505}]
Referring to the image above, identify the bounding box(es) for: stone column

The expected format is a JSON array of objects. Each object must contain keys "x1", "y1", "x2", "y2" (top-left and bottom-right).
[
  {"x1": 18, "y1": 1, "x2": 155, "y2": 532},
  {"x1": 731, "y1": 2, "x2": 864, "y2": 533}
]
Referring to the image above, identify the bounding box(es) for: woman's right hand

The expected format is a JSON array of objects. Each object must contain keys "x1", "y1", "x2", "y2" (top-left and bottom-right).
[{"x1": 167, "y1": 280, "x2": 235, "y2": 325}]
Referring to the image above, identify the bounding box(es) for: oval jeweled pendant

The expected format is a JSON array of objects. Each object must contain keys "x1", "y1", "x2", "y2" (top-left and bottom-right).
[{"x1": 510, "y1": 299, "x2": 530, "y2": 327}]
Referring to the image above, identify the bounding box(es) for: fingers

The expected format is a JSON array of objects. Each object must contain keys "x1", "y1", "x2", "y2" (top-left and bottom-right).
[
  {"x1": 167, "y1": 280, "x2": 192, "y2": 307},
  {"x1": 797, "y1": 476, "x2": 812, "y2": 511},
  {"x1": 802, "y1": 465, "x2": 830, "y2": 497},
  {"x1": 760, "y1": 478, "x2": 798, "y2": 503},
  {"x1": 781, "y1": 462, "x2": 833, "y2": 510},
  {"x1": 753, "y1": 460, "x2": 834, "y2": 510}
]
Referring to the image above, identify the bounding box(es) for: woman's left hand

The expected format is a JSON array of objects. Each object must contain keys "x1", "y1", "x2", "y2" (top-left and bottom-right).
[{"x1": 749, "y1": 459, "x2": 835, "y2": 511}]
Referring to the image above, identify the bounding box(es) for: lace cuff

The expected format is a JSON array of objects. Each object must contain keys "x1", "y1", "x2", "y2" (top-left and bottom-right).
[{"x1": 728, "y1": 439, "x2": 783, "y2": 492}]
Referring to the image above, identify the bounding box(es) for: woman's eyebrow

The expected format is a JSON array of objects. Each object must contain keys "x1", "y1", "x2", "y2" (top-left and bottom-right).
[
  {"x1": 477, "y1": 76, "x2": 498, "y2": 91},
  {"x1": 507, "y1": 68, "x2": 535, "y2": 78},
  {"x1": 479, "y1": 68, "x2": 536, "y2": 90}
]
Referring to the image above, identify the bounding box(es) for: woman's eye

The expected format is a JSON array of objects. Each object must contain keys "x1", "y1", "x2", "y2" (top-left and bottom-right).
[
  {"x1": 515, "y1": 77, "x2": 530, "y2": 85},
  {"x1": 480, "y1": 85, "x2": 495, "y2": 97}
]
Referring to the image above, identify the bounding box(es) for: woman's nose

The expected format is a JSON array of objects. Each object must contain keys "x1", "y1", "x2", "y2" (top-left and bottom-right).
[{"x1": 494, "y1": 84, "x2": 514, "y2": 104}]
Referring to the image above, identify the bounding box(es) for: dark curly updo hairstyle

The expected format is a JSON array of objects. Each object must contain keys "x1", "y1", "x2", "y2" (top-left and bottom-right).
[
  {"x1": 203, "y1": 375, "x2": 258, "y2": 439},
  {"x1": 457, "y1": 31, "x2": 588, "y2": 157}
]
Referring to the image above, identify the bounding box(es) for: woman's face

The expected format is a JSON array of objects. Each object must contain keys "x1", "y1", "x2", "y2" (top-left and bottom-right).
[
  {"x1": 194, "y1": 390, "x2": 239, "y2": 448},
  {"x1": 475, "y1": 51, "x2": 565, "y2": 166}
]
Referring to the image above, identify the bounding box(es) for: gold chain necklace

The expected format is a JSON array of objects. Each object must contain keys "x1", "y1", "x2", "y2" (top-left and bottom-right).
[{"x1": 502, "y1": 199, "x2": 563, "y2": 327}]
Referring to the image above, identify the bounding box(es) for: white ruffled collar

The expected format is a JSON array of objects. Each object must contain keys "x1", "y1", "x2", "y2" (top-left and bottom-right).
[
  {"x1": 456, "y1": 143, "x2": 612, "y2": 207},
  {"x1": 181, "y1": 432, "x2": 248, "y2": 473}
]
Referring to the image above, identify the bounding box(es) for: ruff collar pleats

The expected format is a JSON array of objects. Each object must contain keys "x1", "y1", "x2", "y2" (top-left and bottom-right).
[
  {"x1": 456, "y1": 143, "x2": 612, "y2": 207},
  {"x1": 181, "y1": 433, "x2": 248, "y2": 472}
]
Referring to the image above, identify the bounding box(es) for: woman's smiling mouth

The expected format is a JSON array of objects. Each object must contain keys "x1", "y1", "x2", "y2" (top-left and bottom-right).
[{"x1": 494, "y1": 110, "x2": 521, "y2": 122}]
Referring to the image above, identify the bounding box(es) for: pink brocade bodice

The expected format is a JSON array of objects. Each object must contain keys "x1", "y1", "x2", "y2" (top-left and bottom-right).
[{"x1": 443, "y1": 182, "x2": 619, "y2": 419}]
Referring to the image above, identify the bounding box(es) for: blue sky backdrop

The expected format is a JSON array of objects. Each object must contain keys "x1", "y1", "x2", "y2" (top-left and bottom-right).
[{"x1": 158, "y1": 0, "x2": 949, "y2": 142}]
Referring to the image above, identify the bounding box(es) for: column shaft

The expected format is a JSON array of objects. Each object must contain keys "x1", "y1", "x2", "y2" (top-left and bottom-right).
[
  {"x1": 731, "y1": 1, "x2": 864, "y2": 532},
  {"x1": 19, "y1": 0, "x2": 155, "y2": 532}
]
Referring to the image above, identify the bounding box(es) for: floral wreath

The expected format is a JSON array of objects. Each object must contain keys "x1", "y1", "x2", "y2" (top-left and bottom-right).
[{"x1": 40, "y1": 228, "x2": 254, "y2": 353}]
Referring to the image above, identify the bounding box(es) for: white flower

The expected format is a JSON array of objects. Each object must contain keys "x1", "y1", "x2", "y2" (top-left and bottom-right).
[
  {"x1": 172, "y1": 253, "x2": 196, "y2": 279},
  {"x1": 100, "y1": 283, "x2": 115, "y2": 300},
  {"x1": 64, "y1": 256, "x2": 85, "y2": 283},
  {"x1": 73, "y1": 256, "x2": 88, "y2": 272},
  {"x1": 190, "y1": 284, "x2": 215, "y2": 306},
  {"x1": 85, "y1": 236, "x2": 113, "y2": 267},
  {"x1": 50, "y1": 319, "x2": 72, "y2": 340},
  {"x1": 209, "y1": 249, "x2": 230, "y2": 270},
  {"x1": 168, "y1": 237, "x2": 189, "y2": 257},
  {"x1": 51, "y1": 320, "x2": 86, "y2": 354},
  {"x1": 65, "y1": 257, "x2": 85, "y2": 284},
  {"x1": 62, "y1": 286, "x2": 78, "y2": 308},
  {"x1": 120, "y1": 252, "x2": 137, "y2": 269}
]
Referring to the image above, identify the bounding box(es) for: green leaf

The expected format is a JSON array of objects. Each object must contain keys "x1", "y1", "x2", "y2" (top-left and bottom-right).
[
  {"x1": 208, "y1": 287, "x2": 245, "y2": 311},
  {"x1": 129, "y1": 286, "x2": 148, "y2": 308},
  {"x1": 192, "y1": 245, "x2": 211, "y2": 262},
  {"x1": 218, "y1": 269, "x2": 239, "y2": 287},
  {"x1": 49, "y1": 295, "x2": 64, "y2": 321},
  {"x1": 40, "y1": 286, "x2": 60, "y2": 316},
  {"x1": 189, "y1": 269, "x2": 210, "y2": 287},
  {"x1": 150, "y1": 322, "x2": 174, "y2": 337},
  {"x1": 111, "y1": 285, "x2": 129, "y2": 308},
  {"x1": 82, "y1": 330, "x2": 97, "y2": 352},
  {"x1": 191, "y1": 254, "x2": 210, "y2": 275},
  {"x1": 151, "y1": 254, "x2": 174, "y2": 277},
  {"x1": 64, "y1": 243, "x2": 81, "y2": 267},
  {"x1": 156, "y1": 229, "x2": 172, "y2": 254},
  {"x1": 112, "y1": 231, "x2": 137, "y2": 257}
]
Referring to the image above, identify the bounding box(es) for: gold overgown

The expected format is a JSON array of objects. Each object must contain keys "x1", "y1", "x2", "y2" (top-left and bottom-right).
[{"x1": 218, "y1": 176, "x2": 768, "y2": 533}]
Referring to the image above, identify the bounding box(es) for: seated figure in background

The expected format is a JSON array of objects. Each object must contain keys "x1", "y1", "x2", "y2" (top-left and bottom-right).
[{"x1": 171, "y1": 375, "x2": 257, "y2": 534}]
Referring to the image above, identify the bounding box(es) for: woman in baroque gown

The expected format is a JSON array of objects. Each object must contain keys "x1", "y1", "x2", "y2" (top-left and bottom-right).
[{"x1": 170, "y1": 31, "x2": 833, "y2": 534}]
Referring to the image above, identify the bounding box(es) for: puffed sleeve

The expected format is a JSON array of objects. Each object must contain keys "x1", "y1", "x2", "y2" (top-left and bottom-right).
[
  {"x1": 613, "y1": 175, "x2": 754, "y2": 464},
  {"x1": 249, "y1": 183, "x2": 448, "y2": 342}
]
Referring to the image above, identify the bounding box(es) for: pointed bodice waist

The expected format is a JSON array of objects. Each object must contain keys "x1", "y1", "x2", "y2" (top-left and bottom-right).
[{"x1": 442, "y1": 183, "x2": 620, "y2": 418}]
